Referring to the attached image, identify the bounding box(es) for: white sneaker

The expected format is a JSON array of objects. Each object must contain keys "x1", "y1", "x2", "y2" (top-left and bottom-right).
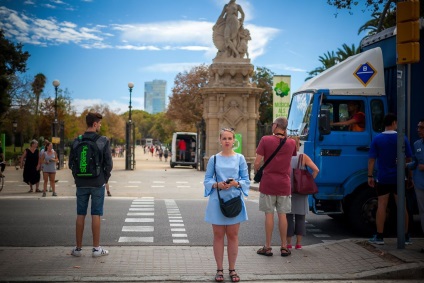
[
  {"x1": 71, "y1": 247, "x2": 82, "y2": 257},
  {"x1": 92, "y1": 246, "x2": 109, "y2": 257}
]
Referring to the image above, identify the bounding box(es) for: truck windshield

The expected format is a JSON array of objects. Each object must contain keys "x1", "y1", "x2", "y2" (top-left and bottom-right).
[{"x1": 287, "y1": 91, "x2": 314, "y2": 138}]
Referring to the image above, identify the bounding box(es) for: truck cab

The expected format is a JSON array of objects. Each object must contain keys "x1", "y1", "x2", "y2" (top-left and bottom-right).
[{"x1": 287, "y1": 47, "x2": 388, "y2": 235}]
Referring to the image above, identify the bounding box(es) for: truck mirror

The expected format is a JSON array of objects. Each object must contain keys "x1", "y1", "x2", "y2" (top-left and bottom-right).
[{"x1": 319, "y1": 109, "x2": 331, "y2": 135}]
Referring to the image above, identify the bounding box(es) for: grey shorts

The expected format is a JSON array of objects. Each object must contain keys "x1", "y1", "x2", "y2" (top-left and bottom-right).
[{"x1": 259, "y1": 193, "x2": 291, "y2": 214}]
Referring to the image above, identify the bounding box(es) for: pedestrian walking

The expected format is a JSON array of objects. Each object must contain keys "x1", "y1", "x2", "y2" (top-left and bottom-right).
[
  {"x1": 368, "y1": 113, "x2": 412, "y2": 245},
  {"x1": 286, "y1": 136, "x2": 319, "y2": 250},
  {"x1": 407, "y1": 118, "x2": 424, "y2": 253},
  {"x1": 20, "y1": 139, "x2": 41, "y2": 193},
  {"x1": 39, "y1": 142, "x2": 58, "y2": 197},
  {"x1": 204, "y1": 128, "x2": 250, "y2": 282},
  {"x1": 254, "y1": 117, "x2": 297, "y2": 257},
  {"x1": 69, "y1": 112, "x2": 113, "y2": 257}
]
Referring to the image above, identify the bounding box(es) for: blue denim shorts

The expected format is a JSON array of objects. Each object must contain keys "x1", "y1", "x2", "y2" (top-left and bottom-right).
[{"x1": 76, "y1": 185, "x2": 105, "y2": 216}]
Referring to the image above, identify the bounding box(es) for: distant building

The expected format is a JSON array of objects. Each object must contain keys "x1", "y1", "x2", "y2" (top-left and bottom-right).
[{"x1": 144, "y1": 80, "x2": 166, "y2": 114}]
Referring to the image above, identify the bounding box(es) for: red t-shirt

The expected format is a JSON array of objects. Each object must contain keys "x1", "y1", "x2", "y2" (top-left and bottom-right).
[
  {"x1": 178, "y1": 140, "x2": 186, "y2": 150},
  {"x1": 256, "y1": 136, "x2": 297, "y2": 196}
]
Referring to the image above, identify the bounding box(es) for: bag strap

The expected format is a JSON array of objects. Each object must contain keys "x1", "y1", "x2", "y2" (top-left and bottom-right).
[
  {"x1": 297, "y1": 154, "x2": 303, "y2": 169},
  {"x1": 259, "y1": 138, "x2": 287, "y2": 171},
  {"x1": 214, "y1": 155, "x2": 241, "y2": 203}
]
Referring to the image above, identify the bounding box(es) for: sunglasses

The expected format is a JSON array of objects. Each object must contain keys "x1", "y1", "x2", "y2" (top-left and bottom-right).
[{"x1": 221, "y1": 128, "x2": 235, "y2": 132}]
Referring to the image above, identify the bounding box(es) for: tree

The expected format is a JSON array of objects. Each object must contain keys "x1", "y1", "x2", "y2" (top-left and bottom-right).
[
  {"x1": 328, "y1": 0, "x2": 424, "y2": 33},
  {"x1": 305, "y1": 51, "x2": 339, "y2": 80},
  {"x1": 336, "y1": 43, "x2": 360, "y2": 61},
  {"x1": 0, "y1": 29, "x2": 30, "y2": 120},
  {"x1": 166, "y1": 65, "x2": 209, "y2": 130},
  {"x1": 306, "y1": 44, "x2": 360, "y2": 81},
  {"x1": 251, "y1": 67, "x2": 274, "y2": 124},
  {"x1": 31, "y1": 73, "x2": 46, "y2": 117},
  {"x1": 357, "y1": 10, "x2": 396, "y2": 36},
  {"x1": 31, "y1": 73, "x2": 46, "y2": 136}
]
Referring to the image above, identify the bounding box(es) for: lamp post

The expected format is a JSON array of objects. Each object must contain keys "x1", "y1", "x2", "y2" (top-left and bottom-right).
[
  {"x1": 12, "y1": 120, "x2": 17, "y2": 152},
  {"x1": 125, "y1": 82, "x2": 134, "y2": 170},
  {"x1": 52, "y1": 80, "x2": 60, "y2": 142}
]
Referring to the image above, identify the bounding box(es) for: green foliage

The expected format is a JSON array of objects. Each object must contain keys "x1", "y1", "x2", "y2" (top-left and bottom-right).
[
  {"x1": 252, "y1": 67, "x2": 274, "y2": 124},
  {"x1": 306, "y1": 44, "x2": 360, "y2": 81},
  {"x1": 0, "y1": 29, "x2": 30, "y2": 117}
]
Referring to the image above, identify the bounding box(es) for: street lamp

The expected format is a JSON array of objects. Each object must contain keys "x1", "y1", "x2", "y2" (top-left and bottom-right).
[
  {"x1": 126, "y1": 82, "x2": 134, "y2": 170},
  {"x1": 52, "y1": 80, "x2": 60, "y2": 138},
  {"x1": 128, "y1": 82, "x2": 134, "y2": 122},
  {"x1": 12, "y1": 120, "x2": 17, "y2": 152}
]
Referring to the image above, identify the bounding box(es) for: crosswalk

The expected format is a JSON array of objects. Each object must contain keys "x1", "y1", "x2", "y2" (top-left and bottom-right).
[
  {"x1": 118, "y1": 197, "x2": 190, "y2": 244},
  {"x1": 119, "y1": 197, "x2": 155, "y2": 243}
]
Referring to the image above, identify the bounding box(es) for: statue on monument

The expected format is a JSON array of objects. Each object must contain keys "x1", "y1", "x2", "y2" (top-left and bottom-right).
[{"x1": 213, "y1": 0, "x2": 251, "y2": 59}]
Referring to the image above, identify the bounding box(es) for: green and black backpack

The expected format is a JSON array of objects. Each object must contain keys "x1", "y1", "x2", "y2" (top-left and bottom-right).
[{"x1": 70, "y1": 135, "x2": 106, "y2": 178}]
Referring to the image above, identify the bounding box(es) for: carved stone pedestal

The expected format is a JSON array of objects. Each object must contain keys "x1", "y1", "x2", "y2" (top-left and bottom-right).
[{"x1": 200, "y1": 58, "x2": 263, "y2": 165}]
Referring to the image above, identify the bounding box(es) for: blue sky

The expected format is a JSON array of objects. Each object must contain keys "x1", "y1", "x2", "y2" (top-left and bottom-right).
[{"x1": 0, "y1": 0, "x2": 374, "y2": 114}]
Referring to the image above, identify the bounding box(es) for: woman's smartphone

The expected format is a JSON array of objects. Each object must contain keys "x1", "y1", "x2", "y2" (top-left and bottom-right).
[{"x1": 225, "y1": 178, "x2": 234, "y2": 184}]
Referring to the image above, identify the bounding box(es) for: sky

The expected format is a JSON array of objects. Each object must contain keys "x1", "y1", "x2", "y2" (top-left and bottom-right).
[{"x1": 0, "y1": 0, "x2": 375, "y2": 115}]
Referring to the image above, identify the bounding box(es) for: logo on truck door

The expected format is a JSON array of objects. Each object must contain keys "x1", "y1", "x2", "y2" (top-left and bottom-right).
[{"x1": 353, "y1": 62, "x2": 377, "y2": 87}]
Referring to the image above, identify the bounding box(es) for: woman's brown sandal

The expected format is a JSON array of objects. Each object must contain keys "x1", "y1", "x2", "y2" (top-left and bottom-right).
[
  {"x1": 280, "y1": 246, "x2": 291, "y2": 257},
  {"x1": 257, "y1": 246, "x2": 273, "y2": 256},
  {"x1": 215, "y1": 269, "x2": 224, "y2": 282},
  {"x1": 229, "y1": 269, "x2": 240, "y2": 282}
]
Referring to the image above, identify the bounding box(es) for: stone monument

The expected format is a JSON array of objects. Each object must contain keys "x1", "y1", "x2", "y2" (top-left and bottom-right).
[{"x1": 200, "y1": 0, "x2": 263, "y2": 166}]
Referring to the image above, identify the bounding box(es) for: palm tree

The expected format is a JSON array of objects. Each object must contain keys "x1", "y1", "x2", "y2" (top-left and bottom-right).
[
  {"x1": 336, "y1": 43, "x2": 360, "y2": 61},
  {"x1": 31, "y1": 73, "x2": 46, "y2": 136},
  {"x1": 305, "y1": 51, "x2": 339, "y2": 80}
]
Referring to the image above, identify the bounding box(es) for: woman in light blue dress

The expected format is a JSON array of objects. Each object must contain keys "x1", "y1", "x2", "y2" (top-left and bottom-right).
[{"x1": 204, "y1": 128, "x2": 250, "y2": 282}]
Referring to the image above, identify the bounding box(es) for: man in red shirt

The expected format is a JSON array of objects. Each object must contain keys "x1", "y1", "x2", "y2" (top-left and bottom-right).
[
  {"x1": 177, "y1": 139, "x2": 187, "y2": 161},
  {"x1": 331, "y1": 100, "x2": 365, "y2": 132},
  {"x1": 254, "y1": 117, "x2": 297, "y2": 257}
]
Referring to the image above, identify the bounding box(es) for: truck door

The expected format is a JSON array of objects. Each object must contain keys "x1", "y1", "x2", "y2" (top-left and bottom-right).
[{"x1": 315, "y1": 99, "x2": 373, "y2": 195}]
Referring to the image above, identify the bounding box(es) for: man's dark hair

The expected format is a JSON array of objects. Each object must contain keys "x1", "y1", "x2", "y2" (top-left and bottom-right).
[
  {"x1": 419, "y1": 118, "x2": 424, "y2": 123},
  {"x1": 86, "y1": 112, "x2": 102, "y2": 127},
  {"x1": 383, "y1": 113, "x2": 397, "y2": 127}
]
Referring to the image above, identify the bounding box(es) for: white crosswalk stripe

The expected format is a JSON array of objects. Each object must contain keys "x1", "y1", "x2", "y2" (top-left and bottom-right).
[
  {"x1": 119, "y1": 197, "x2": 155, "y2": 243},
  {"x1": 165, "y1": 199, "x2": 189, "y2": 244}
]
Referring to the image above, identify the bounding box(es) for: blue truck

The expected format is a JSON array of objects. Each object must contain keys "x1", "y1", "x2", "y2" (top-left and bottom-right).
[{"x1": 286, "y1": 24, "x2": 423, "y2": 235}]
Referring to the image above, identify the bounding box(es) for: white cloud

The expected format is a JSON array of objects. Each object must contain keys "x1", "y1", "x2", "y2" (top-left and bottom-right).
[
  {"x1": 1, "y1": 5, "x2": 278, "y2": 60},
  {"x1": 112, "y1": 21, "x2": 213, "y2": 45}
]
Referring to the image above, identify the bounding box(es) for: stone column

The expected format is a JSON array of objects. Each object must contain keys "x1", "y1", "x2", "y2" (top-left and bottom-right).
[{"x1": 200, "y1": 58, "x2": 263, "y2": 166}]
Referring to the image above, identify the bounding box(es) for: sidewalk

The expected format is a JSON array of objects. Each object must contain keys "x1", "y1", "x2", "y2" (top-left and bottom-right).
[{"x1": 0, "y1": 147, "x2": 423, "y2": 282}]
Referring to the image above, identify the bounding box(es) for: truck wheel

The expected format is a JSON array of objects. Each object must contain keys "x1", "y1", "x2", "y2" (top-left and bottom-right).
[{"x1": 348, "y1": 187, "x2": 378, "y2": 236}]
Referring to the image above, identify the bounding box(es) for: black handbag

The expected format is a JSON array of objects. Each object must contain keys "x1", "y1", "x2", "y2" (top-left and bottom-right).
[
  {"x1": 214, "y1": 156, "x2": 242, "y2": 218},
  {"x1": 254, "y1": 138, "x2": 286, "y2": 182}
]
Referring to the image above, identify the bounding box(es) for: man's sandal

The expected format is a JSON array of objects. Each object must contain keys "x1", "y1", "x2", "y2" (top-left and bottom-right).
[
  {"x1": 280, "y1": 246, "x2": 291, "y2": 257},
  {"x1": 257, "y1": 246, "x2": 273, "y2": 256},
  {"x1": 215, "y1": 269, "x2": 224, "y2": 282},
  {"x1": 229, "y1": 269, "x2": 240, "y2": 282}
]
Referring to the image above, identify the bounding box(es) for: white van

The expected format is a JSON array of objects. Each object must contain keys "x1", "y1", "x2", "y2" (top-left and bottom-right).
[
  {"x1": 170, "y1": 132, "x2": 197, "y2": 168},
  {"x1": 145, "y1": 138, "x2": 153, "y2": 147}
]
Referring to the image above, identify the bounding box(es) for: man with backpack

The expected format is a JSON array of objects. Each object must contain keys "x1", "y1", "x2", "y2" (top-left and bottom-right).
[{"x1": 69, "y1": 112, "x2": 113, "y2": 257}]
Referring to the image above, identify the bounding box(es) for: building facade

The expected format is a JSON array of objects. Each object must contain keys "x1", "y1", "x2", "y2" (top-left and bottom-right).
[{"x1": 144, "y1": 80, "x2": 167, "y2": 114}]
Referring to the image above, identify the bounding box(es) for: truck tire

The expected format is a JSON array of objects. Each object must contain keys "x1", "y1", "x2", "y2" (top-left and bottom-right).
[{"x1": 348, "y1": 187, "x2": 378, "y2": 236}]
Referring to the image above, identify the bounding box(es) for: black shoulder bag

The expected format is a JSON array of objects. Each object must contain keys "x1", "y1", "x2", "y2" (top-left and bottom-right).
[
  {"x1": 254, "y1": 138, "x2": 287, "y2": 182},
  {"x1": 214, "y1": 155, "x2": 242, "y2": 218}
]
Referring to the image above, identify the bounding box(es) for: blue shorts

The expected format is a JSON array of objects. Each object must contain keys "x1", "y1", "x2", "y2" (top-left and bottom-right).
[{"x1": 76, "y1": 185, "x2": 105, "y2": 216}]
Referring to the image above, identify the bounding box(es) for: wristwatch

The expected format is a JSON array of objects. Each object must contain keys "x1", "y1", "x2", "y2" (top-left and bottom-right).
[{"x1": 236, "y1": 182, "x2": 241, "y2": 188}]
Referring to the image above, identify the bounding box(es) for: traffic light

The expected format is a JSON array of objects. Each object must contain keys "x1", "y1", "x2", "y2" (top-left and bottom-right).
[{"x1": 397, "y1": 0, "x2": 420, "y2": 64}]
